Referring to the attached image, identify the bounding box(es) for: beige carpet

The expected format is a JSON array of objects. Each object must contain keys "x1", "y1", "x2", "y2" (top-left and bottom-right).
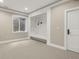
[{"x1": 0, "y1": 39, "x2": 79, "y2": 59}]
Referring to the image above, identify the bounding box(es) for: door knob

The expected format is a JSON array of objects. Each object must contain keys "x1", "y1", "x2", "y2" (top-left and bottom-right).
[{"x1": 67, "y1": 29, "x2": 70, "y2": 35}]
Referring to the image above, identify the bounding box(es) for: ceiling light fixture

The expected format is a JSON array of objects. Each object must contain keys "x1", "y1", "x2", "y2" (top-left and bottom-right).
[
  {"x1": 0, "y1": 0, "x2": 3, "y2": 3},
  {"x1": 25, "y1": 8, "x2": 28, "y2": 10}
]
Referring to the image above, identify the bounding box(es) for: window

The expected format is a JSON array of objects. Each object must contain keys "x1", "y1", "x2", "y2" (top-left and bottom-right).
[{"x1": 12, "y1": 15, "x2": 27, "y2": 33}]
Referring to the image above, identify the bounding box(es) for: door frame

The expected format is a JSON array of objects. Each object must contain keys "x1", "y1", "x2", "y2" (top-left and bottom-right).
[{"x1": 64, "y1": 7, "x2": 79, "y2": 50}]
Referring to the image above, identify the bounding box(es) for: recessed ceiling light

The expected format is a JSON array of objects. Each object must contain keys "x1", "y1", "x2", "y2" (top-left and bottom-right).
[
  {"x1": 25, "y1": 8, "x2": 28, "y2": 10},
  {"x1": 0, "y1": 0, "x2": 3, "y2": 3}
]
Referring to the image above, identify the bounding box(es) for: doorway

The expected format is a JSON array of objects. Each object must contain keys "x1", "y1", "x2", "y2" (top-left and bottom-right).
[{"x1": 65, "y1": 7, "x2": 79, "y2": 53}]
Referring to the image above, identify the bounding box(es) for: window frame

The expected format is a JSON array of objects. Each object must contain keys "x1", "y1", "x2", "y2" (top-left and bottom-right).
[{"x1": 12, "y1": 15, "x2": 27, "y2": 33}]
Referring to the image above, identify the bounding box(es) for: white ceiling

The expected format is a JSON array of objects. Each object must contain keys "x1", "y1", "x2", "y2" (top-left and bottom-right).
[{"x1": 1, "y1": 0, "x2": 59, "y2": 13}]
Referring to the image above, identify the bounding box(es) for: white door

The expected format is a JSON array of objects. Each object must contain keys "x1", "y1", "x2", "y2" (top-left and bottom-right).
[{"x1": 67, "y1": 9, "x2": 79, "y2": 53}]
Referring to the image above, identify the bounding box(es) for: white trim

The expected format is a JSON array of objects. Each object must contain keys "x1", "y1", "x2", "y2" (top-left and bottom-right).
[
  {"x1": 48, "y1": 42, "x2": 65, "y2": 50},
  {"x1": 64, "y1": 7, "x2": 79, "y2": 50},
  {"x1": 47, "y1": 8, "x2": 51, "y2": 44},
  {"x1": 28, "y1": 15, "x2": 31, "y2": 38},
  {"x1": 65, "y1": 7, "x2": 79, "y2": 12},
  {"x1": 0, "y1": 37, "x2": 30, "y2": 44},
  {"x1": 64, "y1": 9, "x2": 68, "y2": 50},
  {"x1": 0, "y1": 6, "x2": 28, "y2": 16}
]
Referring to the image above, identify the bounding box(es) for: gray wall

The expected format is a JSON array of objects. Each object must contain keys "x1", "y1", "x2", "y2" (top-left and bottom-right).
[
  {"x1": 51, "y1": 0, "x2": 79, "y2": 47},
  {"x1": 0, "y1": 11, "x2": 28, "y2": 41}
]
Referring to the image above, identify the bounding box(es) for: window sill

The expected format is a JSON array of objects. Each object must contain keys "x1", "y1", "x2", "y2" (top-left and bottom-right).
[{"x1": 12, "y1": 31, "x2": 27, "y2": 33}]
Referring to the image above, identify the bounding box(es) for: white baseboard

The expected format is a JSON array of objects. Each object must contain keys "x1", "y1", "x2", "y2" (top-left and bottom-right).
[
  {"x1": 0, "y1": 37, "x2": 30, "y2": 44},
  {"x1": 47, "y1": 42, "x2": 65, "y2": 50}
]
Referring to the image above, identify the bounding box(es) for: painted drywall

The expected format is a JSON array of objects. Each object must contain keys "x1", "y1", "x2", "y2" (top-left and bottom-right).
[
  {"x1": 51, "y1": 0, "x2": 79, "y2": 47},
  {"x1": 0, "y1": 11, "x2": 28, "y2": 41}
]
